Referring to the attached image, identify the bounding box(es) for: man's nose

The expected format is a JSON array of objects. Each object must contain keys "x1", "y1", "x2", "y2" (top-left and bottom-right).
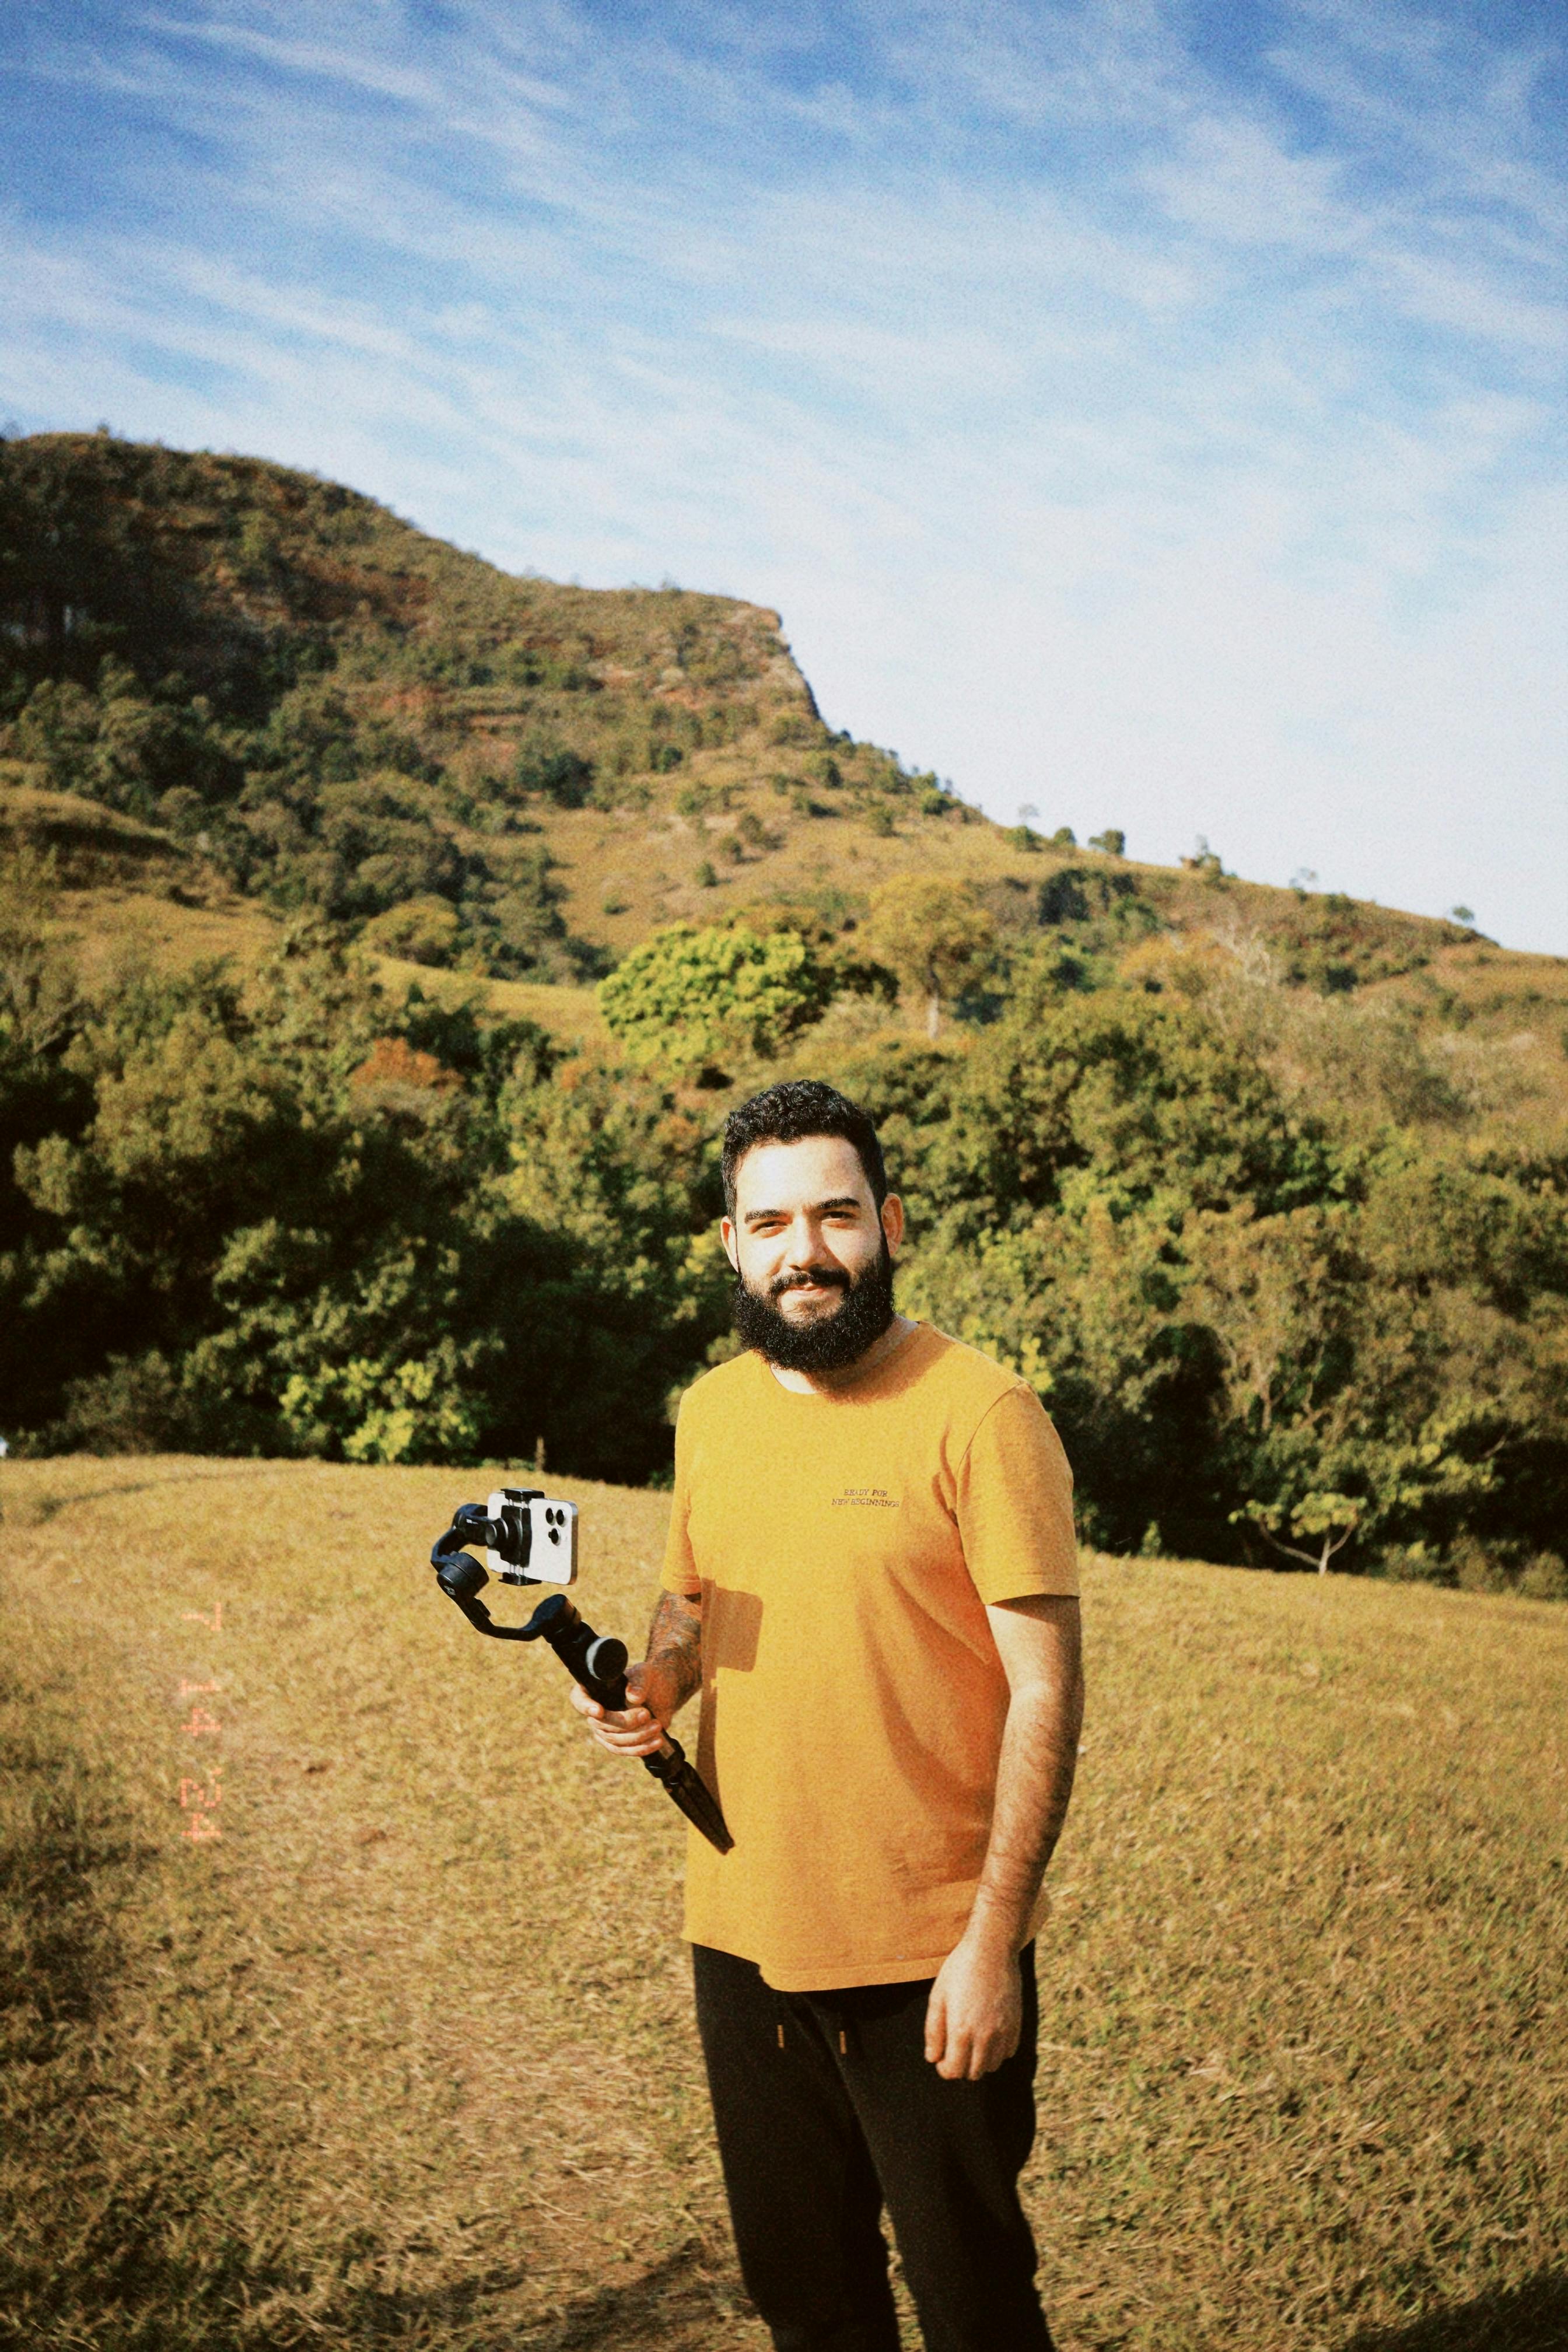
[{"x1": 781, "y1": 1217, "x2": 827, "y2": 1264}]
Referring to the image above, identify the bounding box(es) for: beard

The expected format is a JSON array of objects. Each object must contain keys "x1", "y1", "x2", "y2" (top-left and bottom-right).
[{"x1": 732, "y1": 1237, "x2": 897, "y2": 1374}]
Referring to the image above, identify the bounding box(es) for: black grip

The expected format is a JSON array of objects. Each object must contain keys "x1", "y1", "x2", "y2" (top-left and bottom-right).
[
  {"x1": 433, "y1": 1552, "x2": 733, "y2": 1853},
  {"x1": 583, "y1": 1634, "x2": 630, "y2": 1704},
  {"x1": 524, "y1": 1593, "x2": 629, "y2": 1709},
  {"x1": 514, "y1": 1591, "x2": 730, "y2": 1850}
]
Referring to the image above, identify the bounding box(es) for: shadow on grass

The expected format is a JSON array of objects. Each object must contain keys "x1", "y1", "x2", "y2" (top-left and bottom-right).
[
  {"x1": 0, "y1": 1676, "x2": 320, "y2": 2351},
  {"x1": 526, "y1": 2238, "x2": 754, "y2": 2351},
  {"x1": 6, "y1": 1460, "x2": 282, "y2": 1521},
  {"x1": 337, "y1": 2238, "x2": 751, "y2": 2352},
  {"x1": 0, "y1": 1674, "x2": 177, "y2": 2339},
  {"x1": 0, "y1": 1693, "x2": 144, "y2": 2036},
  {"x1": 0, "y1": 1670, "x2": 748, "y2": 2352},
  {"x1": 1341, "y1": 2272, "x2": 1568, "y2": 2352}
]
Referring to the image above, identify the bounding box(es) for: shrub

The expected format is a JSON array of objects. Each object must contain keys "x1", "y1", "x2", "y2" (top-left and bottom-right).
[
  {"x1": 360, "y1": 897, "x2": 461, "y2": 967},
  {"x1": 1450, "y1": 1536, "x2": 1508, "y2": 1594},
  {"x1": 1520, "y1": 1550, "x2": 1568, "y2": 1601},
  {"x1": 514, "y1": 744, "x2": 594, "y2": 807},
  {"x1": 52, "y1": 1350, "x2": 212, "y2": 1452},
  {"x1": 1379, "y1": 1544, "x2": 1444, "y2": 1584},
  {"x1": 597, "y1": 921, "x2": 835, "y2": 1068}
]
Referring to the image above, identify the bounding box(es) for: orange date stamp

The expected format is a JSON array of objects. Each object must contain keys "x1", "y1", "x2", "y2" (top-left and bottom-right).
[{"x1": 177, "y1": 1613, "x2": 225, "y2": 1841}]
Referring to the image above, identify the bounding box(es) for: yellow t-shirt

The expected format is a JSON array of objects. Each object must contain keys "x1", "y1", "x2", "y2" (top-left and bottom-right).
[{"x1": 660, "y1": 1320, "x2": 1078, "y2": 1992}]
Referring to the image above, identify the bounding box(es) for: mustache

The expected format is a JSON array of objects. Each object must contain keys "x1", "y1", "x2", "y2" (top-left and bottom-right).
[{"x1": 769, "y1": 1268, "x2": 850, "y2": 1298}]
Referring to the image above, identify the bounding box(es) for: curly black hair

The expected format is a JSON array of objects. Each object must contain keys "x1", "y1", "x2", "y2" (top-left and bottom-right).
[{"x1": 720, "y1": 1079, "x2": 888, "y2": 1219}]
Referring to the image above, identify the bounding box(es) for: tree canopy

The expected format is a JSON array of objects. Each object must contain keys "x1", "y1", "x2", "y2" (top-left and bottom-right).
[
  {"x1": 597, "y1": 921, "x2": 835, "y2": 1069},
  {"x1": 866, "y1": 876, "x2": 995, "y2": 1038},
  {"x1": 3, "y1": 855, "x2": 1564, "y2": 1600}
]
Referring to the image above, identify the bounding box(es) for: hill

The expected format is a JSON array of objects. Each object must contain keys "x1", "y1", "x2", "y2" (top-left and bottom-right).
[
  {"x1": 4, "y1": 1454, "x2": 1565, "y2": 2352},
  {"x1": 5, "y1": 430, "x2": 1566, "y2": 1132},
  {"x1": 0, "y1": 426, "x2": 921, "y2": 980}
]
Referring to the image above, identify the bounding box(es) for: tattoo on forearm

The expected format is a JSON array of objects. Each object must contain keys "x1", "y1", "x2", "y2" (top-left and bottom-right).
[
  {"x1": 643, "y1": 1589, "x2": 704, "y2": 1713},
  {"x1": 972, "y1": 1653, "x2": 1085, "y2": 1947}
]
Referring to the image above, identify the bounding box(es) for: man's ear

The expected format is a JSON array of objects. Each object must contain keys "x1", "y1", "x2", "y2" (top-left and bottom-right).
[
  {"x1": 881, "y1": 1193, "x2": 905, "y2": 1255},
  {"x1": 720, "y1": 1214, "x2": 740, "y2": 1273}
]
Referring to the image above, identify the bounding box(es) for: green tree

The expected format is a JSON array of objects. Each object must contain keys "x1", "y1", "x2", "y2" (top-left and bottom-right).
[
  {"x1": 0, "y1": 852, "x2": 94, "y2": 1426},
  {"x1": 597, "y1": 922, "x2": 834, "y2": 1069},
  {"x1": 514, "y1": 741, "x2": 594, "y2": 807},
  {"x1": 361, "y1": 895, "x2": 462, "y2": 967},
  {"x1": 866, "y1": 877, "x2": 995, "y2": 1040},
  {"x1": 929, "y1": 969, "x2": 1338, "y2": 1233},
  {"x1": 1235, "y1": 1493, "x2": 1362, "y2": 1574}
]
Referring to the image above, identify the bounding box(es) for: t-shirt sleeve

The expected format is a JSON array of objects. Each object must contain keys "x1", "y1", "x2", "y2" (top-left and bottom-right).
[
  {"x1": 660, "y1": 1391, "x2": 701, "y2": 1597},
  {"x1": 955, "y1": 1384, "x2": 1079, "y2": 1602}
]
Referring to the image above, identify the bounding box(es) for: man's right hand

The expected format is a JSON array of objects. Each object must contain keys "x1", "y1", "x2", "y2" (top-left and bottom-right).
[{"x1": 569, "y1": 1661, "x2": 678, "y2": 1758}]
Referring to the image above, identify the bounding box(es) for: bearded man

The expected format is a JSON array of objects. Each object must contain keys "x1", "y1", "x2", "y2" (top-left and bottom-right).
[{"x1": 572, "y1": 1078, "x2": 1083, "y2": 2352}]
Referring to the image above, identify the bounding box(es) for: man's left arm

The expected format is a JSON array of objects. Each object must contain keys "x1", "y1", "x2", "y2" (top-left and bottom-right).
[{"x1": 925, "y1": 1594, "x2": 1084, "y2": 2082}]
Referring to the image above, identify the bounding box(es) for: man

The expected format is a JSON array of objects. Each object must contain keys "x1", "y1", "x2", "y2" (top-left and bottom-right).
[{"x1": 572, "y1": 1079, "x2": 1083, "y2": 2351}]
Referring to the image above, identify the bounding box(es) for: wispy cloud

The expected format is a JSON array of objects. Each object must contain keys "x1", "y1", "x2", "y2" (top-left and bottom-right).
[{"x1": 2, "y1": 0, "x2": 1565, "y2": 947}]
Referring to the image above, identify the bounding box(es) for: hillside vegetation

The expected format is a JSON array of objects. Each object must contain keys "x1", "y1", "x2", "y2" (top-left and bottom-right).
[
  {"x1": 1, "y1": 430, "x2": 1553, "y2": 1011},
  {"x1": 2, "y1": 1455, "x2": 1564, "y2": 2352},
  {"x1": 2, "y1": 433, "x2": 1568, "y2": 1588},
  {"x1": 0, "y1": 426, "x2": 935, "y2": 979}
]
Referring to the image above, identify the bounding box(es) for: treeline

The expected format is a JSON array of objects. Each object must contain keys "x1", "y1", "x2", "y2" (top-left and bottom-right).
[
  {"x1": 0, "y1": 861, "x2": 723, "y2": 1481},
  {"x1": 2, "y1": 861, "x2": 1565, "y2": 1594}
]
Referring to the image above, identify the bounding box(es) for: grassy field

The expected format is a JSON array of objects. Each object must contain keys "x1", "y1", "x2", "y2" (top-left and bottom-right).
[{"x1": 1, "y1": 1457, "x2": 1564, "y2": 2352}]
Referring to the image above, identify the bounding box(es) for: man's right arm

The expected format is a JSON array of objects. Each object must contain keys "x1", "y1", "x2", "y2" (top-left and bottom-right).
[{"x1": 569, "y1": 1588, "x2": 702, "y2": 1759}]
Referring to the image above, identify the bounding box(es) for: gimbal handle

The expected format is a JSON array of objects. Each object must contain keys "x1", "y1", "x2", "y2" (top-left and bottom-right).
[
  {"x1": 429, "y1": 1510, "x2": 734, "y2": 1853},
  {"x1": 519, "y1": 1590, "x2": 631, "y2": 1706}
]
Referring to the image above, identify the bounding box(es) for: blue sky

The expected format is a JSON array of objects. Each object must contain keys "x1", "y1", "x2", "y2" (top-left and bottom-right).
[{"x1": 4, "y1": 1, "x2": 1566, "y2": 950}]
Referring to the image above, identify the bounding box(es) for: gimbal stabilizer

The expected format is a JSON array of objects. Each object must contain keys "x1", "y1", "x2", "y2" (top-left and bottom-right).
[{"x1": 430, "y1": 1499, "x2": 733, "y2": 1854}]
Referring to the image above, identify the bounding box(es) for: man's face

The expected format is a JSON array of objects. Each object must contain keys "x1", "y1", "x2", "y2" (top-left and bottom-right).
[{"x1": 722, "y1": 1134, "x2": 904, "y2": 1373}]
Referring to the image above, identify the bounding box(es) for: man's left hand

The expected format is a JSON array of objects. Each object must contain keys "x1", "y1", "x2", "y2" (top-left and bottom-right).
[{"x1": 923, "y1": 1931, "x2": 1022, "y2": 2081}]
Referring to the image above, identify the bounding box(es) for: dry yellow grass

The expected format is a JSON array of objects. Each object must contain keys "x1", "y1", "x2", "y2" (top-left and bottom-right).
[
  {"x1": 363, "y1": 957, "x2": 612, "y2": 1050},
  {"x1": 1367, "y1": 942, "x2": 1568, "y2": 1147},
  {"x1": 540, "y1": 790, "x2": 1057, "y2": 956},
  {"x1": 50, "y1": 884, "x2": 282, "y2": 989},
  {"x1": 2, "y1": 1457, "x2": 1565, "y2": 2352}
]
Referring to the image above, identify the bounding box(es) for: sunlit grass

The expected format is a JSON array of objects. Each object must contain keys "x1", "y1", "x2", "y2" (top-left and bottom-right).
[
  {"x1": 363, "y1": 957, "x2": 612, "y2": 1050},
  {"x1": 2, "y1": 1457, "x2": 1564, "y2": 2350}
]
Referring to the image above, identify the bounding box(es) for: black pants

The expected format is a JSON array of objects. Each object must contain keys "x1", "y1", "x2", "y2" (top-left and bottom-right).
[{"x1": 692, "y1": 1942, "x2": 1054, "y2": 2352}]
